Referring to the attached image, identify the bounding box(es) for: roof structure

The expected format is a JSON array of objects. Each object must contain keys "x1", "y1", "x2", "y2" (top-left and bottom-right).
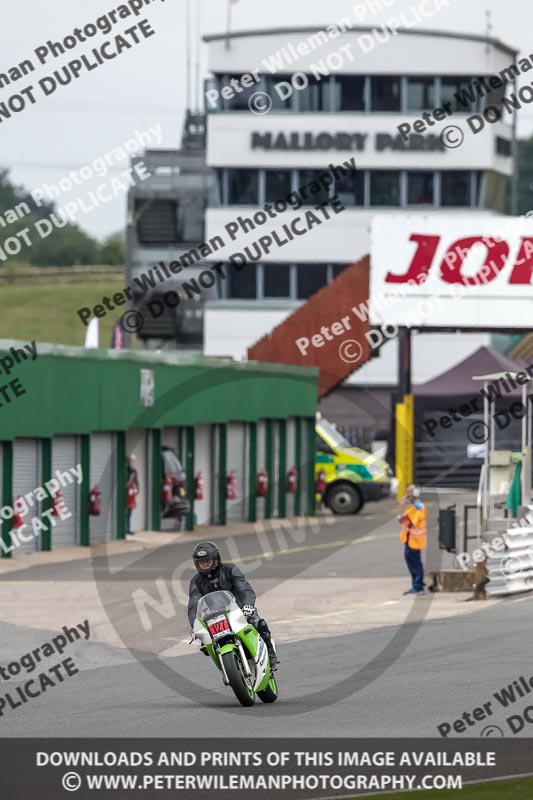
[{"x1": 415, "y1": 346, "x2": 526, "y2": 398}]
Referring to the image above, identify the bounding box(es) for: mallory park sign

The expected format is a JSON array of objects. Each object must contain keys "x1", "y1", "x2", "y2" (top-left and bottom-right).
[{"x1": 251, "y1": 131, "x2": 445, "y2": 152}]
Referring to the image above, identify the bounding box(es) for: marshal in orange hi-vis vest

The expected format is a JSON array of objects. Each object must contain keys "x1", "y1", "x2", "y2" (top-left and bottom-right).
[{"x1": 400, "y1": 503, "x2": 428, "y2": 550}]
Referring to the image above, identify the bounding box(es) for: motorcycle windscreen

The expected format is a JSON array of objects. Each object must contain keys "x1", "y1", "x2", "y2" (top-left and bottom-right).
[{"x1": 196, "y1": 590, "x2": 235, "y2": 620}]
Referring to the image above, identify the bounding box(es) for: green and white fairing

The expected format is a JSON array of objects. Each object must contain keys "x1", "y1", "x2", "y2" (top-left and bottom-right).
[{"x1": 193, "y1": 590, "x2": 278, "y2": 706}]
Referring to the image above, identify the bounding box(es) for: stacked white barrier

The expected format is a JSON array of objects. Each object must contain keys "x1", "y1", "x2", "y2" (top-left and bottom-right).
[{"x1": 487, "y1": 507, "x2": 533, "y2": 596}]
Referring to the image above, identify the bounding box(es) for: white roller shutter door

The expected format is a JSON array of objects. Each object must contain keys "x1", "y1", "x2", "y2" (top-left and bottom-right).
[
  {"x1": 213, "y1": 425, "x2": 221, "y2": 523},
  {"x1": 194, "y1": 424, "x2": 212, "y2": 525},
  {"x1": 272, "y1": 419, "x2": 280, "y2": 517},
  {"x1": 12, "y1": 439, "x2": 40, "y2": 555},
  {"x1": 226, "y1": 423, "x2": 247, "y2": 522},
  {"x1": 286, "y1": 418, "x2": 296, "y2": 517},
  {"x1": 90, "y1": 433, "x2": 116, "y2": 543},
  {"x1": 256, "y1": 421, "x2": 267, "y2": 519},
  {"x1": 51, "y1": 437, "x2": 79, "y2": 549}
]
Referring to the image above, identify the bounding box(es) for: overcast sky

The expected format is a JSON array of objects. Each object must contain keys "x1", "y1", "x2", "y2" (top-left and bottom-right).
[{"x1": 1, "y1": 0, "x2": 531, "y2": 240}]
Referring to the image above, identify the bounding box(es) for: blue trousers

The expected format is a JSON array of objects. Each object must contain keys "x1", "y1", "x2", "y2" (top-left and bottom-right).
[{"x1": 404, "y1": 544, "x2": 424, "y2": 591}]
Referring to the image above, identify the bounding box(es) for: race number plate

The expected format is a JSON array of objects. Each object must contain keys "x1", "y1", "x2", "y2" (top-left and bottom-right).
[{"x1": 207, "y1": 616, "x2": 230, "y2": 637}]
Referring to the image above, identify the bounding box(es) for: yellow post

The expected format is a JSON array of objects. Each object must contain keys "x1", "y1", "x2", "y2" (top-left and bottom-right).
[
  {"x1": 395, "y1": 394, "x2": 414, "y2": 499},
  {"x1": 396, "y1": 402, "x2": 408, "y2": 500},
  {"x1": 403, "y1": 393, "x2": 414, "y2": 486}
]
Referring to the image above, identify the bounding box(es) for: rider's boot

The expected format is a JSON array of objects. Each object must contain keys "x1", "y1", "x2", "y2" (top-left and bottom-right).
[
  {"x1": 257, "y1": 618, "x2": 279, "y2": 669},
  {"x1": 267, "y1": 643, "x2": 279, "y2": 669}
]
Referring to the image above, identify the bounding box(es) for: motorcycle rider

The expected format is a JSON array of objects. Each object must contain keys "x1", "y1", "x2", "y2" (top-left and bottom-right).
[{"x1": 188, "y1": 541, "x2": 279, "y2": 668}]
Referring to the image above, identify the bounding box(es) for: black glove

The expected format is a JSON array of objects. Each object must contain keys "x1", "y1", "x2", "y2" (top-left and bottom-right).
[
  {"x1": 200, "y1": 645, "x2": 209, "y2": 657},
  {"x1": 242, "y1": 604, "x2": 257, "y2": 618}
]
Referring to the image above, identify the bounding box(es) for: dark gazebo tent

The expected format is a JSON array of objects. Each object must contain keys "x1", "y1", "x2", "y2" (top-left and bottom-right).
[{"x1": 414, "y1": 346, "x2": 527, "y2": 488}]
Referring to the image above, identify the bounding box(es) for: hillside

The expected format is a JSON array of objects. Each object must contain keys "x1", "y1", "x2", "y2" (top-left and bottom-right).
[{"x1": 0, "y1": 266, "x2": 125, "y2": 347}]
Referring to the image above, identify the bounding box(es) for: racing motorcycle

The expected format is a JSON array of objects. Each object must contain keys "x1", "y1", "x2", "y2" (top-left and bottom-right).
[{"x1": 193, "y1": 590, "x2": 278, "y2": 707}]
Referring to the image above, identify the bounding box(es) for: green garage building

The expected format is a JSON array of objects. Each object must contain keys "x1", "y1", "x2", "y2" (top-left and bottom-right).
[{"x1": 0, "y1": 341, "x2": 318, "y2": 557}]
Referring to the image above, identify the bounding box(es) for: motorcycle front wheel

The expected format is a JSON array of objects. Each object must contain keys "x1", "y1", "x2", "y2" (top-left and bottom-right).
[
  {"x1": 257, "y1": 673, "x2": 278, "y2": 703},
  {"x1": 221, "y1": 651, "x2": 255, "y2": 707}
]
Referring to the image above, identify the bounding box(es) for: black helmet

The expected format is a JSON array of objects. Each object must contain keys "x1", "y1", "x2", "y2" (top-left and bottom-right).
[{"x1": 192, "y1": 541, "x2": 221, "y2": 575}]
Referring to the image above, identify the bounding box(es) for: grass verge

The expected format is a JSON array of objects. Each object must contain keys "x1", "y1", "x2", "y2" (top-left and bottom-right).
[{"x1": 0, "y1": 281, "x2": 124, "y2": 346}]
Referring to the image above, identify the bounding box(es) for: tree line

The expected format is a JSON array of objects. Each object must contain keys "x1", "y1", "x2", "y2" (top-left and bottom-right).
[{"x1": 0, "y1": 168, "x2": 124, "y2": 267}]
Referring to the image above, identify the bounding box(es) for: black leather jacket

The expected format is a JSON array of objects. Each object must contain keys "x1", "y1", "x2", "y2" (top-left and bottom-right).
[{"x1": 188, "y1": 563, "x2": 256, "y2": 626}]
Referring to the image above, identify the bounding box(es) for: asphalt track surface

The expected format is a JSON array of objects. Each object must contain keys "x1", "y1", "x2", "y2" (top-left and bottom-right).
[{"x1": 1, "y1": 497, "x2": 531, "y2": 738}]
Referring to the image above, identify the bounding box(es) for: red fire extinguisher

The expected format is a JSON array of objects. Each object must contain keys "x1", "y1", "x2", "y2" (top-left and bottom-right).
[
  {"x1": 195, "y1": 471, "x2": 204, "y2": 501},
  {"x1": 286, "y1": 467, "x2": 297, "y2": 493},
  {"x1": 89, "y1": 486, "x2": 101, "y2": 516},
  {"x1": 12, "y1": 496, "x2": 24, "y2": 529},
  {"x1": 315, "y1": 469, "x2": 327, "y2": 495},
  {"x1": 161, "y1": 475, "x2": 173, "y2": 505},
  {"x1": 256, "y1": 470, "x2": 268, "y2": 497},
  {"x1": 52, "y1": 490, "x2": 64, "y2": 517},
  {"x1": 226, "y1": 470, "x2": 237, "y2": 501}
]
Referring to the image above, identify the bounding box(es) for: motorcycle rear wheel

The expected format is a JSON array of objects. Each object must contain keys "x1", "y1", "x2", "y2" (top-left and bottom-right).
[{"x1": 222, "y1": 651, "x2": 255, "y2": 707}]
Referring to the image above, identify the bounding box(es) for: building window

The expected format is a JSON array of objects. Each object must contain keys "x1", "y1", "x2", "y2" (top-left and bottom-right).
[
  {"x1": 265, "y1": 170, "x2": 292, "y2": 204},
  {"x1": 299, "y1": 169, "x2": 332, "y2": 205},
  {"x1": 406, "y1": 77, "x2": 435, "y2": 111},
  {"x1": 369, "y1": 171, "x2": 401, "y2": 206},
  {"x1": 472, "y1": 171, "x2": 484, "y2": 206},
  {"x1": 223, "y1": 73, "x2": 261, "y2": 111},
  {"x1": 227, "y1": 169, "x2": 258, "y2": 204},
  {"x1": 335, "y1": 168, "x2": 364, "y2": 206},
  {"x1": 228, "y1": 263, "x2": 257, "y2": 298},
  {"x1": 298, "y1": 76, "x2": 330, "y2": 112},
  {"x1": 262, "y1": 75, "x2": 294, "y2": 110},
  {"x1": 214, "y1": 169, "x2": 224, "y2": 205},
  {"x1": 206, "y1": 75, "x2": 223, "y2": 113},
  {"x1": 263, "y1": 264, "x2": 291, "y2": 297},
  {"x1": 297, "y1": 264, "x2": 329, "y2": 299},
  {"x1": 332, "y1": 264, "x2": 350, "y2": 279},
  {"x1": 371, "y1": 76, "x2": 401, "y2": 111},
  {"x1": 440, "y1": 76, "x2": 477, "y2": 113},
  {"x1": 441, "y1": 171, "x2": 471, "y2": 206},
  {"x1": 484, "y1": 76, "x2": 507, "y2": 115},
  {"x1": 407, "y1": 172, "x2": 434, "y2": 205},
  {"x1": 333, "y1": 76, "x2": 365, "y2": 111}
]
